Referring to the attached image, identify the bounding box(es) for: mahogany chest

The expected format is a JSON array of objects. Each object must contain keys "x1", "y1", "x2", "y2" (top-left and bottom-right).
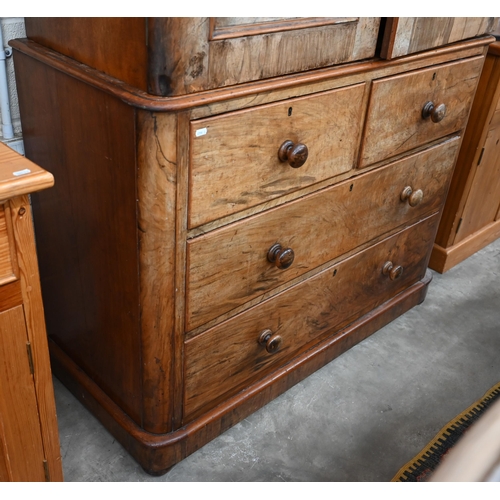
[{"x1": 11, "y1": 17, "x2": 497, "y2": 474}]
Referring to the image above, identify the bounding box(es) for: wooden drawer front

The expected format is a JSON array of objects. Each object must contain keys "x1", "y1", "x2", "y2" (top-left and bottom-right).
[
  {"x1": 0, "y1": 205, "x2": 15, "y2": 285},
  {"x1": 360, "y1": 56, "x2": 484, "y2": 167},
  {"x1": 189, "y1": 84, "x2": 366, "y2": 227},
  {"x1": 184, "y1": 214, "x2": 439, "y2": 420},
  {"x1": 186, "y1": 137, "x2": 459, "y2": 331}
]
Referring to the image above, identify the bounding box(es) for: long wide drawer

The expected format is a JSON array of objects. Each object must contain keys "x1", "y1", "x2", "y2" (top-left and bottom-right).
[
  {"x1": 360, "y1": 56, "x2": 484, "y2": 167},
  {"x1": 189, "y1": 83, "x2": 367, "y2": 227},
  {"x1": 184, "y1": 213, "x2": 439, "y2": 421},
  {"x1": 186, "y1": 137, "x2": 459, "y2": 331}
]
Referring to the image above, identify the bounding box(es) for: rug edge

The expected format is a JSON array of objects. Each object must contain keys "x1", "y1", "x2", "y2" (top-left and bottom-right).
[{"x1": 390, "y1": 381, "x2": 500, "y2": 482}]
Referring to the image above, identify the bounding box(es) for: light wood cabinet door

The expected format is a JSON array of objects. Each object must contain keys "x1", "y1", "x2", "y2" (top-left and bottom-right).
[{"x1": 0, "y1": 305, "x2": 47, "y2": 481}]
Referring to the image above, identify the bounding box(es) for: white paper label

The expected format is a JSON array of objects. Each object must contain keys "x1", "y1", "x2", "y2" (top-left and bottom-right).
[
  {"x1": 13, "y1": 168, "x2": 31, "y2": 176},
  {"x1": 195, "y1": 127, "x2": 208, "y2": 137}
]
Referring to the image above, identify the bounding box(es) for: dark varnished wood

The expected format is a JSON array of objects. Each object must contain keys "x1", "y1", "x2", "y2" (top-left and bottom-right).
[
  {"x1": 48, "y1": 271, "x2": 433, "y2": 475},
  {"x1": 25, "y1": 17, "x2": 380, "y2": 96},
  {"x1": 9, "y1": 36, "x2": 493, "y2": 113},
  {"x1": 14, "y1": 50, "x2": 144, "y2": 427},
  {"x1": 25, "y1": 18, "x2": 148, "y2": 92},
  {"x1": 267, "y1": 243, "x2": 295, "y2": 270},
  {"x1": 422, "y1": 101, "x2": 447, "y2": 123},
  {"x1": 278, "y1": 140, "x2": 309, "y2": 168},
  {"x1": 184, "y1": 215, "x2": 438, "y2": 420},
  {"x1": 186, "y1": 138, "x2": 459, "y2": 331},
  {"x1": 400, "y1": 186, "x2": 424, "y2": 207},
  {"x1": 11, "y1": 27, "x2": 490, "y2": 475}
]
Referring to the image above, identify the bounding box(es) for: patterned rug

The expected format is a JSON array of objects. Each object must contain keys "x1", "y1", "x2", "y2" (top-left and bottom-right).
[{"x1": 391, "y1": 382, "x2": 500, "y2": 482}]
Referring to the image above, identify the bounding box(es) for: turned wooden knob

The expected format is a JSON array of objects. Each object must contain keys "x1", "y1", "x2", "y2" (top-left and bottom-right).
[
  {"x1": 259, "y1": 329, "x2": 282, "y2": 354},
  {"x1": 383, "y1": 261, "x2": 404, "y2": 281},
  {"x1": 278, "y1": 140, "x2": 309, "y2": 168},
  {"x1": 267, "y1": 243, "x2": 294, "y2": 269},
  {"x1": 422, "y1": 101, "x2": 446, "y2": 123},
  {"x1": 401, "y1": 186, "x2": 424, "y2": 207}
]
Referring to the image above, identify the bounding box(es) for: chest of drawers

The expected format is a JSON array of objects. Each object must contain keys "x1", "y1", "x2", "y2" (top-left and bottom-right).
[{"x1": 11, "y1": 18, "x2": 494, "y2": 474}]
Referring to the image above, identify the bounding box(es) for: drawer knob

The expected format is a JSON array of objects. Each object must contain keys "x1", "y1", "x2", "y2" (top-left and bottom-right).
[
  {"x1": 267, "y1": 243, "x2": 295, "y2": 269},
  {"x1": 422, "y1": 101, "x2": 446, "y2": 123},
  {"x1": 401, "y1": 186, "x2": 424, "y2": 207},
  {"x1": 259, "y1": 329, "x2": 282, "y2": 354},
  {"x1": 383, "y1": 261, "x2": 404, "y2": 281},
  {"x1": 278, "y1": 140, "x2": 309, "y2": 168}
]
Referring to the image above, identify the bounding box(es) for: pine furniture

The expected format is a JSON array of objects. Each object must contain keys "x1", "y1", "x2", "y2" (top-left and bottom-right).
[
  {"x1": 0, "y1": 142, "x2": 62, "y2": 481},
  {"x1": 430, "y1": 40, "x2": 500, "y2": 273}
]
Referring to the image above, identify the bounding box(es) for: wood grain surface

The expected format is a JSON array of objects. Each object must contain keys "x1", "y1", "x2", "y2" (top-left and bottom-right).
[
  {"x1": 0, "y1": 305, "x2": 47, "y2": 481},
  {"x1": 184, "y1": 214, "x2": 439, "y2": 419},
  {"x1": 189, "y1": 83, "x2": 366, "y2": 227},
  {"x1": 381, "y1": 17, "x2": 498, "y2": 60},
  {"x1": 186, "y1": 137, "x2": 459, "y2": 331},
  {"x1": 360, "y1": 56, "x2": 484, "y2": 167}
]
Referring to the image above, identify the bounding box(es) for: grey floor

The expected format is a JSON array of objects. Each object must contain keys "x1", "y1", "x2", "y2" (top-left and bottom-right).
[{"x1": 53, "y1": 238, "x2": 500, "y2": 482}]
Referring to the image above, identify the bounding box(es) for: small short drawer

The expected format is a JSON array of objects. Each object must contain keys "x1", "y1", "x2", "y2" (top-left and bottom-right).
[
  {"x1": 189, "y1": 83, "x2": 367, "y2": 227},
  {"x1": 186, "y1": 137, "x2": 459, "y2": 331},
  {"x1": 184, "y1": 213, "x2": 439, "y2": 421},
  {"x1": 359, "y1": 56, "x2": 484, "y2": 167}
]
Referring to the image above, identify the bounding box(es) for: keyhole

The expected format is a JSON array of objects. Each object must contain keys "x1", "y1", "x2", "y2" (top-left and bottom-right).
[
  {"x1": 432, "y1": 72, "x2": 437, "y2": 80},
  {"x1": 349, "y1": 184, "x2": 354, "y2": 192},
  {"x1": 288, "y1": 107, "x2": 293, "y2": 116}
]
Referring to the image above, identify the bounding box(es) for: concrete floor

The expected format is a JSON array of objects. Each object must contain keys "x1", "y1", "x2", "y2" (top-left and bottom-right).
[{"x1": 52, "y1": 238, "x2": 500, "y2": 482}]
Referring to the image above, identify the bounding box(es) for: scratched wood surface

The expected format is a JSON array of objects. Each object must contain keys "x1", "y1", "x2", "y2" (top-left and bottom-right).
[
  {"x1": 186, "y1": 137, "x2": 459, "y2": 331},
  {"x1": 184, "y1": 214, "x2": 439, "y2": 420},
  {"x1": 382, "y1": 17, "x2": 498, "y2": 60},
  {"x1": 360, "y1": 56, "x2": 484, "y2": 167},
  {"x1": 189, "y1": 83, "x2": 366, "y2": 227},
  {"x1": 25, "y1": 17, "x2": 380, "y2": 96}
]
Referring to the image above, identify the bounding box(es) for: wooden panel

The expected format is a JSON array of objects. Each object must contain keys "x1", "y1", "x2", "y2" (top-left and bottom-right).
[
  {"x1": 14, "y1": 50, "x2": 143, "y2": 425},
  {"x1": 0, "y1": 205, "x2": 15, "y2": 284},
  {"x1": 381, "y1": 17, "x2": 498, "y2": 59},
  {"x1": 0, "y1": 305, "x2": 46, "y2": 481},
  {"x1": 186, "y1": 137, "x2": 459, "y2": 331},
  {"x1": 430, "y1": 219, "x2": 500, "y2": 273},
  {"x1": 210, "y1": 17, "x2": 358, "y2": 40},
  {"x1": 136, "y1": 111, "x2": 178, "y2": 433},
  {"x1": 148, "y1": 18, "x2": 380, "y2": 95},
  {"x1": 10, "y1": 196, "x2": 63, "y2": 481},
  {"x1": 25, "y1": 18, "x2": 148, "y2": 92},
  {"x1": 184, "y1": 214, "x2": 439, "y2": 420},
  {"x1": 189, "y1": 84, "x2": 366, "y2": 227},
  {"x1": 207, "y1": 19, "x2": 379, "y2": 90},
  {"x1": 360, "y1": 56, "x2": 483, "y2": 167},
  {"x1": 455, "y1": 125, "x2": 500, "y2": 241},
  {"x1": 434, "y1": 48, "x2": 500, "y2": 249}
]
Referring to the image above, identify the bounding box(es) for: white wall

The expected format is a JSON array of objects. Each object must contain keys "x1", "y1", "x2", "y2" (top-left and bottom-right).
[{"x1": 0, "y1": 17, "x2": 26, "y2": 153}]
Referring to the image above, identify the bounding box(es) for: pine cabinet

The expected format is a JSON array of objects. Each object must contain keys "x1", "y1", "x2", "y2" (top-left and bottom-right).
[{"x1": 0, "y1": 143, "x2": 62, "y2": 481}]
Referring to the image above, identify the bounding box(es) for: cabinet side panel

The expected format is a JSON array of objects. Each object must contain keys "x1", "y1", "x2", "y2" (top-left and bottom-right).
[
  {"x1": 13, "y1": 50, "x2": 143, "y2": 425},
  {"x1": 25, "y1": 17, "x2": 148, "y2": 92}
]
